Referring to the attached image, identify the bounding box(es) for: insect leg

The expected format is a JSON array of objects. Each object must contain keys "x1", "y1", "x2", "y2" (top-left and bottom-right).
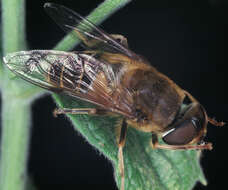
[
  {"x1": 110, "y1": 34, "x2": 128, "y2": 48},
  {"x1": 151, "y1": 133, "x2": 212, "y2": 150},
  {"x1": 151, "y1": 133, "x2": 159, "y2": 149},
  {"x1": 208, "y1": 117, "x2": 225, "y2": 127},
  {"x1": 116, "y1": 118, "x2": 128, "y2": 190},
  {"x1": 75, "y1": 27, "x2": 129, "y2": 49},
  {"x1": 53, "y1": 108, "x2": 108, "y2": 117},
  {"x1": 74, "y1": 28, "x2": 98, "y2": 48}
]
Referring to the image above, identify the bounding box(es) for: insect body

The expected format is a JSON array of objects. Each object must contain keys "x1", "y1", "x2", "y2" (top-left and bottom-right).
[{"x1": 3, "y1": 3, "x2": 225, "y2": 190}]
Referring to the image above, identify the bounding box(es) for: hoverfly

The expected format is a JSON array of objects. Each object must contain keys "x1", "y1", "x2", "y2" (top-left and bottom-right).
[{"x1": 3, "y1": 3, "x2": 225, "y2": 190}]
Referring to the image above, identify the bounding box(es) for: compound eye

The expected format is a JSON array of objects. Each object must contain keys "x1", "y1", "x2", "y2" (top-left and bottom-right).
[{"x1": 162, "y1": 119, "x2": 198, "y2": 145}]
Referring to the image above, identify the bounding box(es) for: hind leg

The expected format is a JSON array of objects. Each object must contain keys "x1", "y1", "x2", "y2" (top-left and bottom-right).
[{"x1": 116, "y1": 118, "x2": 128, "y2": 190}]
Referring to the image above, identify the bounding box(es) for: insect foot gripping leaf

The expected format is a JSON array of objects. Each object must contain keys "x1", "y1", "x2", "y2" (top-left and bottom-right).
[{"x1": 54, "y1": 94, "x2": 207, "y2": 190}]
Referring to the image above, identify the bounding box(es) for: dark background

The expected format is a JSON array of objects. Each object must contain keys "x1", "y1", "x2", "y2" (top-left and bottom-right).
[{"x1": 4, "y1": 0, "x2": 228, "y2": 190}]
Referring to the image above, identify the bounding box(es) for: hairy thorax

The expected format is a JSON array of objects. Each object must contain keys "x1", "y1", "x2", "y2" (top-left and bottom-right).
[{"x1": 122, "y1": 64, "x2": 185, "y2": 133}]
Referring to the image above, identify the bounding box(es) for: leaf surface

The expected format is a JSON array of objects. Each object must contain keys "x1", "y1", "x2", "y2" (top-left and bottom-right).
[{"x1": 53, "y1": 94, "x2": 207, "y2": 190}]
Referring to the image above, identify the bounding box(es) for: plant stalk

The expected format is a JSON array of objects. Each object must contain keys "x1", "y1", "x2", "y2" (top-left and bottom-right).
[
  {"x1": 0, "y1": 92, "x2": 31, "y2": 190},
  {"x1": 1, "y1": 0, "x2": 26, "y2": 55},
  {"x1": 0, "y1": 0, "x2": 28, "y2": 190}
]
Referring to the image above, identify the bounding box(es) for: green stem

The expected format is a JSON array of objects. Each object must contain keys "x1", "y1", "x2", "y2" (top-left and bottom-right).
[
  {"x1": 0, "y1": 0, "x2": 26, "y2": 80},
  {"x1": 0, "y1": 0, "x2": 28, "y2": 190},
  {"x1": 1, "y1": 0, "x2": 26, "y2": 55},
  {"x1": 0, "y1": 54, "x2": 2, "y2": 76},
  {"x1": 0, "y1": 60, "x2": 3, "y2": 88},
  {"x1": 54, "y1": 0, "x2": 131, "y2": 51},
  {"x1": 0, "y1": 92, "x2": 31, "y2": 190}
]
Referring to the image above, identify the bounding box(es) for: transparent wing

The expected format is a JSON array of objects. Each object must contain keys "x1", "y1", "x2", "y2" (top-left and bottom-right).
[
  {"x1": 44, "y1": 3, "x2": 141, "y2": 60},
  {"x1": 3, "y1": 50, "x2": 135, "y2": 118}
]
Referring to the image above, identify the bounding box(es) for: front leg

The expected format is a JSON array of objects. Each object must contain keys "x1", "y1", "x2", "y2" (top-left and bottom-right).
[
  {"x1": 116, "y1": 118, "x2": 128, "y2": 190},
  {"x1": 151, "y1": 133, "x2": 212, "y2": 150},
  {"x1": 53, "y1": 107, "x2": 108, "y2": 117}
]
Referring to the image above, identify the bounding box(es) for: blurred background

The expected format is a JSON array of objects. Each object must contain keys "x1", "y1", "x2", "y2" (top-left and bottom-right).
[{"x1": 5, "y1": 0, "x2": 227, "y2": 189}]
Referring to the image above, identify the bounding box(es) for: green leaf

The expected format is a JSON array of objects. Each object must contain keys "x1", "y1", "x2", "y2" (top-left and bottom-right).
[{"x1": 53, "y1": 94, "x2": 206, "y2": 190}]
